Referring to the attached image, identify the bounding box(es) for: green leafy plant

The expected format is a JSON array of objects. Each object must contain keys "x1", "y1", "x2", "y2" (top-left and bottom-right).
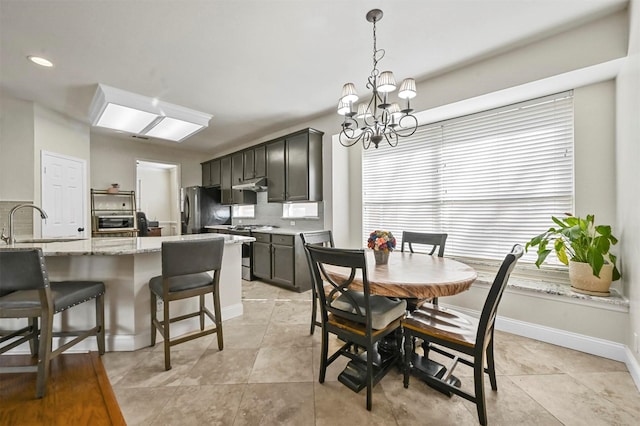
[{"x1": 525, "y1": 214, "x2": 621, "y2": 281}]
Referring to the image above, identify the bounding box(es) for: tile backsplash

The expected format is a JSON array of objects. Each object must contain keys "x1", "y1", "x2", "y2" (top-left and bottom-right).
[
  {"x1": 0, "y1": 201, "x2": 34, "y2": 238},
  {"x1": 233, "y1": 192, "x2": 324, "y2": 231}
]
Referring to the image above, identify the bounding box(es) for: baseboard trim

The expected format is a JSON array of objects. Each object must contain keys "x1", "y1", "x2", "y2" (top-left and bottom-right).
[{"x1": 446, "y1": 303, "x2": 640, "y2": 391}]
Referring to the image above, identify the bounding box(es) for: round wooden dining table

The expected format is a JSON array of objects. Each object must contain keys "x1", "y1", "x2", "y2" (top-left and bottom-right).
[{"x1": 322, "y1": 250, "x2": 478, "y2": 300}]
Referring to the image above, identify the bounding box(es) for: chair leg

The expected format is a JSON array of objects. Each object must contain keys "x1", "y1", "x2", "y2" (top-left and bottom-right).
[
  {"x1": 199, "y1": 294, "x2": 205, "y2": 331},
  {"x1": 150, "y1": 292, "x2": 157, "y2": 346},
  {"x1": 36, "y1": 311, "x2": 53, "y2": 398},
  {"x1": 212, "y1": 289, "x2": 223, "y2": 351},
  {"x1": 163, "y1": 297, "x2": 171, "y2": 371},
  {"x1": 366, "y1": 342, "x2": 373, "y2": 411},
  {"x1": 310, "y1": 286, "x2": 317, "y2": 335},
  {"x1": 319, "y1": 329, "x2": 328, "y2": 383},
  {"x1": 96, "y1": 294, "x2": 105, "y2": 355},
  {"x1": 403, "y1": 332, "x2": 413, "y2": 388},
  {"x1": 28, "y1": 317, "x2": 39, "y2": 356},
  {"x1": 474, "y1": 356, "x2": 488, "y2": 426}
]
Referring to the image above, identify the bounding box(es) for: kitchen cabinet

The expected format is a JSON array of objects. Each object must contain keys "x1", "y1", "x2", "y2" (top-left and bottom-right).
[
  {"x1": 231, "y1": 152, "x2": 256, "y2": 205},
  {"x1": 201, "y1": 159, "x2": 221, "y2": 187},
  {"x1": 243, "y1": 146, "x2": 266, "y2": 180},
  {"x1": 220, "y1": 156, "x2": 232, "y2": 204},
  {"x1": 252, "y1": 232, "x2": 311, "y2": 292},
  {"x1": 266, "y1": 128, "x2": 323, "y2": 202}
]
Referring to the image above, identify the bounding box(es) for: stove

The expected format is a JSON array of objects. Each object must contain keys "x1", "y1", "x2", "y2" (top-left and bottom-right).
[{"x1": 225, "y1": 225, "x2": 278, "y2": 280}]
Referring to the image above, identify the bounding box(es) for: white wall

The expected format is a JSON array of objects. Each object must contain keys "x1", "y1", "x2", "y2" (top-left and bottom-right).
[{"x1": 616, "y1": 0, "x2": 640, "y2": 365}]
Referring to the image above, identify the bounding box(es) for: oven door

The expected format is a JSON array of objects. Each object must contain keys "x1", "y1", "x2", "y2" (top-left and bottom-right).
[{"x1": 97, "y1": 215, "x2": 136, "y2": 230}]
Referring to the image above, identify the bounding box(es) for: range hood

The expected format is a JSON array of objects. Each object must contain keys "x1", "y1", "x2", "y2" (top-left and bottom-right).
[{"x1": 232, "y1": 177, "x2": 267, "y2": 192}]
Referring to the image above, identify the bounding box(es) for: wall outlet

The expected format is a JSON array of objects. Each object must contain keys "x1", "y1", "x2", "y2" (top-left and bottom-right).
[
  {"x1": 634, "y1": 332, "x2": 639, "y2": 353},
  {"x1": 290, "y1": 220, "x2": 295, "y2": 226},
  {"x1": 156, "y1": 299, "x2": 163, "y2": 312},
  {"x1": 238, "y1": 219, "x2": 242, "y2": 224}
]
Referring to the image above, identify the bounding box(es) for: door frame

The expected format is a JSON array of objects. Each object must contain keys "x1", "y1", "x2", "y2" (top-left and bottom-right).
[{"x1": 135, "y1": 159, "x2": 181, "y2": 236}]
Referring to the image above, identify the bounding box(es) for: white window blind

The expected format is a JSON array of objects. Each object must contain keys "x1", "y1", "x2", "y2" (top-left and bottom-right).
[{"x1": 362, "y1": 92, "x2": 574, "y2": 263}]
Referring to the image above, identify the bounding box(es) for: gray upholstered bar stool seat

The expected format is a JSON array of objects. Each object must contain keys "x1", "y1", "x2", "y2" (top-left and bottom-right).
[
  {"x1": 0, "y1": 248, "x2": 106, "y2": 398},
  {"x1": 149, "y1": 238, "x2": 225, "y2": 371}
]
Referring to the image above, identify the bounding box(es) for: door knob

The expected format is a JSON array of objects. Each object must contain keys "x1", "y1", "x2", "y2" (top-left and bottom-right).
[{"x1": 77, "y1": 227, "x2": 85, "y2": 232}]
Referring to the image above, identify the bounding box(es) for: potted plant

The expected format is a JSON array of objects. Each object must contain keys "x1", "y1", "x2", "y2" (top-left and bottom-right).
[
  {"x1": 525, "y1": 214, "x2": 621, "y2": 296},
  {"x1": 367, "y1": 230, "x2": 396, "y2": 265}
]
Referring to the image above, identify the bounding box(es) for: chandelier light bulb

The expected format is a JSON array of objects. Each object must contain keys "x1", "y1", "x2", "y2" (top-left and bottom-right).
[
  {"x1": 337, "y1": 100, "x2": 351, "y2": 116},
  {"x1": 377, "y1": 71, "x2": 397, "y2": 93},
  {"x1": 340, "y1": 83, "x2": 359, "y2": 104},
  {"x1": 398, "y1": 78, "x2": 417, "y2": 99}
]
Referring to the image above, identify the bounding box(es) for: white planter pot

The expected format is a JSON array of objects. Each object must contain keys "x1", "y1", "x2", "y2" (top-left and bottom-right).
[{"x1": 568, "y1": 261, "x2": 613, "y2": 296}]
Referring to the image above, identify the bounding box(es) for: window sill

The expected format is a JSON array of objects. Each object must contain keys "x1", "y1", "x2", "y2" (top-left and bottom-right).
[{"x1": 456, "y1": 257, "x2": 629, "y2": 312}]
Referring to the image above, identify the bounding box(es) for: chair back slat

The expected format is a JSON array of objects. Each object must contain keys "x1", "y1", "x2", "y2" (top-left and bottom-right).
[
  {"x1": 401, "y1": 232, "x2": 447, "y2": 257},
  {"x1": 161, "y1": 238, "x2": 224, "y2": 278},
  {"x1": 0, "y1": 248, "x2": 49, "y2": 296}
]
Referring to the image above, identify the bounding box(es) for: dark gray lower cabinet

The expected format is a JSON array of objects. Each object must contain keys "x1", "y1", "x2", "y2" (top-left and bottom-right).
[{"x1": 252, "y1": 232, "x2": 311, "y2": 292}]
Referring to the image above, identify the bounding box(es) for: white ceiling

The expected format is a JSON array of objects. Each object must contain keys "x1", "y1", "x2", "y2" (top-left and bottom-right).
[{"x1": 0, "y1": 0, "x2": 628, "y2": 154}]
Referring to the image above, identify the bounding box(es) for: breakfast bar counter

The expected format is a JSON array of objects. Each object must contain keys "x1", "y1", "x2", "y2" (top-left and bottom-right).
[{"x1": 4, "y1": 233, "x2": 253, "y2": 352}]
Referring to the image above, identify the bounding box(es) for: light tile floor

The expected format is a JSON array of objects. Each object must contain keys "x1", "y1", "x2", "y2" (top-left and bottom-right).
[{"x1": 103, "y1": 280, "x2": 640, "y2": 425}]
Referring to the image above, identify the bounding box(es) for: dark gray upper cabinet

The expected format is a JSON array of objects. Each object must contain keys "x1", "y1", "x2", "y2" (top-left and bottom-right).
[
  {"x1": 254, "y1": 145, "x2": 266, "y2": 178},
  {"x1": 202, "y1": 127, "x2": 321, "y2": 203},
  {"x1": 231, "y1": 152, "x2": 256, "y2": 205},
  {"x1": 202, "y1": 159, "x2": 221, "y2": 187},
  {"x1": 267, "y1": 128, "x2": 323, "y2": 202},
  {"x1": 243, "y1": 149, "x2": 255, "y2": 180},
  {"x1": 220, "y1": 156, "x2": 232, "y2": 204}
]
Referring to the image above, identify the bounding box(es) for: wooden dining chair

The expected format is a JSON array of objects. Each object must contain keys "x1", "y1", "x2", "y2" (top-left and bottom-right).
[
  {"x1": 300, "y1": 230, "x2": 334, "y2": 335},
  {"x1": 304, "y1": 244, "x2": 406, "y2": 411},
  {"x1": 401, "y1": 231, "x2": 448, "y2": 257},
  {"x1": 402, "y1": 244, "x2": 523, "y2": 426},
  {"x1": 401, "y1": 231, "x2": 448, "y2": 307},
  {"x1": 149, "y1": 238, "x2": 225, "y2": 370},
  {"x1": 0, "y1": 248, "x2": 105, "y2": 398}
]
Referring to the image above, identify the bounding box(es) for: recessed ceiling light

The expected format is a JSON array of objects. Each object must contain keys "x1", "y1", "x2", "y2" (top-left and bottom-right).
[{"x1": 27, "y1": 55, "x2": 54, "y2": 67}]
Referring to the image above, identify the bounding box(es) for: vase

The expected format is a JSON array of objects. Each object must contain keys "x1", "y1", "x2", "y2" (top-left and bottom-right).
[
  {"x1": 569, "y1": 260, "x2": 613, "y2": 296},
  {"x1": 374, "y1": 250, "x2": 389, "y2": 265}
]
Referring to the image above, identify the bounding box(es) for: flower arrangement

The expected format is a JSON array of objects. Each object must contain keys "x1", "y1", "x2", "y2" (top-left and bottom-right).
[{"x1": 367, "y1": 230, "x2": 396, "y2": 252}]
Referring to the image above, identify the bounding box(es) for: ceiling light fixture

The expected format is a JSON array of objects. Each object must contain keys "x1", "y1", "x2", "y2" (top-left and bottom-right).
[
  {"x1": 337, "y1": 9, "x2": 418, "y2": 149},
  {"x1": 27, "y1": 55, "x2": 54, "y2": 67},
  {"x1": 89, "y1": 84, "x2": 212, "y2": 142}
]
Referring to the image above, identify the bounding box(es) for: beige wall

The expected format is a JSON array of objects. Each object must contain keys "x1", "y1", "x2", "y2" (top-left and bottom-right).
[
  {"x1": 616, "y1": 0, "x2": 640, "y2": 364},
  {"x1": 90, "y1": 132, "x2": 203, "y2": 192},
  {"x1": 137, "y1": 167, "x2": 172, "y2": 222},
  {"x1": 0, "y1": 93, "x2": 34, "y2": 201}
]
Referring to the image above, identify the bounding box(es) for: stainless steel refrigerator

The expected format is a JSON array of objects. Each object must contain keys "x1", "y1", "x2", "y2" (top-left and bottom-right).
[{"x1": 181, "y1": 186, "x2": 231, "y2": 234}]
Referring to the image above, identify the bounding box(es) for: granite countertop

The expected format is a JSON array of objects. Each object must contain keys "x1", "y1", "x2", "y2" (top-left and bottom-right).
[
  {"x1": 205, "y1": 225, "x2": 322, "y2": 236},
  {"x1": 1, "y1": 233, "x2": 254, "y2": 256}
]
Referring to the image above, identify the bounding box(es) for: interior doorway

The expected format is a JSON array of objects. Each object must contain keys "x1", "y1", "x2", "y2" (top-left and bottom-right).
[{"x1": 135, "y1": 160, "x2": 180, "y2": 236}]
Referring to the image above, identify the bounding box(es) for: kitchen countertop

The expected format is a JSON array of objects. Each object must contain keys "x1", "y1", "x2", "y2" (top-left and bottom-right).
[
  {"x1": 2, "y1": 233, "x2": 254, "y2": 256},
  {"x1": 205, "y1": 225, "x2": 322, "y2": 236}
]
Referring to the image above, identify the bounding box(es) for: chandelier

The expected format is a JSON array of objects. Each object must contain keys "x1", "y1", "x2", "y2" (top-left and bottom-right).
[{"x1": 337, "y1": 9, "x2": 418, "y2": 149}]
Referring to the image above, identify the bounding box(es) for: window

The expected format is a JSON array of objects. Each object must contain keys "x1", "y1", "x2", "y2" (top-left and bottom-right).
[
  {"x1": 232, "y1": 204, "x2": 255, "y2": 218},
  {"x1": 282, "y1": 202, "x2": 319, "y2": 218},
  {"x1": 362, "y1": 92, "x2": 574, "y2": 264}
]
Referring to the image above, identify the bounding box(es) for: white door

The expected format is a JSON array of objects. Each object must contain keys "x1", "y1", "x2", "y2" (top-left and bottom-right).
[{"x1": 41, "y1": 151, "x2": 86, "y2": 237}]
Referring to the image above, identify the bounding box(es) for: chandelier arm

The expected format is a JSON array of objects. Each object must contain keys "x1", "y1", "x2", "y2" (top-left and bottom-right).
[
  {"x1": 383, "y1": 130, "x2": 400, "y2": 148},
  {"x1": 393, "y1": 114, "x2": 419, "y2": 138}
]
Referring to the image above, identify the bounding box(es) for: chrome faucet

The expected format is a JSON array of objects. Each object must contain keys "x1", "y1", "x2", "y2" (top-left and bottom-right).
[{"x1": 1, "y1": 204, "x2": 48, "y2": 244}]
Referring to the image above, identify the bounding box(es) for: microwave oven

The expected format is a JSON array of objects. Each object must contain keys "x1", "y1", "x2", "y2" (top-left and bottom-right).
[{"x1": 96, "y1": 215, "x2": 136, "y2": 230}]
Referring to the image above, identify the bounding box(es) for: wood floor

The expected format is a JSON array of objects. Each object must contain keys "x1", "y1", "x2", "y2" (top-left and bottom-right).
[{"x1": 0, "y1": 352, "x2": 125, "y2": 425}]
